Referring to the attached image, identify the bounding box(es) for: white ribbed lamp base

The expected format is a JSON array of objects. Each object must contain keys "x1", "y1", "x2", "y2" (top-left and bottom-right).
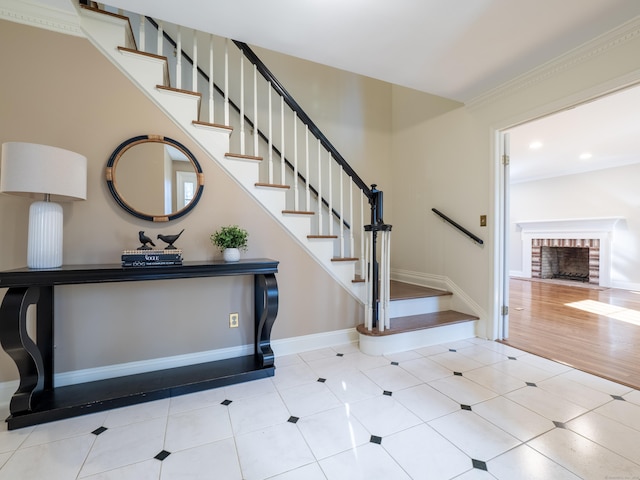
[{"x1": 27, "y1": 201, "x2": 63, "y2": 269}]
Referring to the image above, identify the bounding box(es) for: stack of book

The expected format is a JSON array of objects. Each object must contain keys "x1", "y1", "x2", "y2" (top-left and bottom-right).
[{"x1": 121, "y1": 249, "x2": 183, "y2": 267}]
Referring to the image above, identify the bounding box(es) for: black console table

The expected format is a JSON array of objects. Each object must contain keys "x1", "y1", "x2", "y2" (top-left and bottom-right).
[{"x1": 0, "y1": 259, "x2": 278, "y2": 430}]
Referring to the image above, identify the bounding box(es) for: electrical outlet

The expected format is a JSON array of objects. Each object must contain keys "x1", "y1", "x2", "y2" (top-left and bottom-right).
[
  {"x1": 480, "y1": 215, "x2": 487, "y2": 227},
  {"x1": 229, "y1": 313, "x2": 239, "y2": 328}
]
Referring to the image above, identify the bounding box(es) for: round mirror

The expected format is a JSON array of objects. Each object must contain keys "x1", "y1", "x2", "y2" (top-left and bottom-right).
[{"x1": 106, "y1": 135, "x2": 204, "y2": 222}]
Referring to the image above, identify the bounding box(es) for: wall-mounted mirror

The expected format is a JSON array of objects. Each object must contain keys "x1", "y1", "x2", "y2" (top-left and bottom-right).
[{"x1": 106, "y1": 135, "x2": 204, "y2": 222}]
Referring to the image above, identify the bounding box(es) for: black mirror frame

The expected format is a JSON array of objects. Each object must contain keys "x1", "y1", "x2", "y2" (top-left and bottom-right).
[{"x1": 106, "y1": 135, "x2": 204, "y2": 222}]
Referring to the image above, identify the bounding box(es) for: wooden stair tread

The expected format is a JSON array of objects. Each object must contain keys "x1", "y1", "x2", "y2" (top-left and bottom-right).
[
  {"x1": 357, "y1": 310, "x2": 478, "y2": 337},
  {"x1": 307, "y1": 235, "x2": 338, "y2": 239},
  {"x1": 255, "y1": 183, "x2": 290, "y2": 189},
  {"x1": 331, "y1": 257, "x2": 358, "y2": 262},
  {"x1": 156, "y1": 85, "x2": 202, "y2": 98},
  {"x1": 225, "y1": 152, "x2": 263, "y2": 161},
  {"x1": 118, "y1": 46, "x2": 166, "y2": 62},
  {"x1": 390, "y1": 280, "x2": 450, "y2": 301},
  {"x1": 282, "y1": 210, "x2": 314, "y2": 215},
  {"x1": 192, "y1": 120, "x2": 233, "y2": 132}
]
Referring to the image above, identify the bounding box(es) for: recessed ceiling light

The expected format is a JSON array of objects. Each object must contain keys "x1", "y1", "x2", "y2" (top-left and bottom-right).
[
  {"x1": 579, "y1": 152, "x2": 592, "y2": 160},
  {"x1": 529, "y1": 141, "x2": 543, "y2": 150}
]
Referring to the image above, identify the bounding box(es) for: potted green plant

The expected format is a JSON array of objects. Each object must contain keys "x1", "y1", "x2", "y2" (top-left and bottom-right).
[{"x1": 210, "y1": 225, "x2": 248, "y2": 262}]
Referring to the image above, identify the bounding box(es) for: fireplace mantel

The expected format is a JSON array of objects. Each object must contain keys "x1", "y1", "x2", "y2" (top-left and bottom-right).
[
  {"x1": 516, "y1": 217, "x2": 623, "y2": 287},
  {"x1": 516, "y1": 217, "x2": 623, "y2": 234}
]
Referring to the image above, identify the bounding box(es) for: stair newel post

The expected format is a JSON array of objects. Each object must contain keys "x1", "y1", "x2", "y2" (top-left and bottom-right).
[{"x1": 365, "y1": 185, "x2": 392, "y2": 331}]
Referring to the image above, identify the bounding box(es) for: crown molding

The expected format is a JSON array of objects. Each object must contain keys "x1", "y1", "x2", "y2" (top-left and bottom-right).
[
  {"x1": 0, "y1": 0, "x2": 83, "y2": 37},
  {"x1": 466, "y1": 15, "x2": 640, "y2": 111}
]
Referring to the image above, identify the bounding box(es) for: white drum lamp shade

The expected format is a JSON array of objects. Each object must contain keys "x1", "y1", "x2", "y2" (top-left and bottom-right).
[{"x1": 1, "y1": 142, "x2": 87, "y2": 269}]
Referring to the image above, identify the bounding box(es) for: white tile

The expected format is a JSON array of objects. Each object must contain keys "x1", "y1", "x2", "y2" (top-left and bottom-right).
[
  {"x1": 274, "y1": 353, "x2": 303, "y2": 368},
  {"x1": 383, "y1": 350, "x2": 422, "y2": 362},
  {"x1": 319, "y1": 442, "x2": 411, "y2": 480},
  {"x1": 478, "y1": 342, "x2": 527, "y2": 357},
  {"x1": 473, "y1": 396, "x2": 554, "y2": 442},
  {"x1": 625, "y1": 389, "x2": 640, "y2": 406},
  {"x1": 168, "y1": 386, "x2": 227, "y2": 415},
  {"x1": 306, "y1": 355, "x2": 350, "y2": 378},
  {"x1": 81, "y1": 459, "x2": 160, "y2": 480},
  {"x1": 0, "y1": 452, "x2": 10, "y2": 470},
  {"x1": 567, "y1": 411, "x2": 640, "y2": 464},
  {"x1": 362, "y1": 364, "x2": 422, "y2": 391},
  {"x1": 537, "y1": 376, "x2": 613, "y2": 409},
  {"x1": 428, "y1": 375, "x2": 498, "y2": 405},
  {"x1": 529, "y1": 427, "x2": 640, "y2": 479},
  {"x1": 398, "y1": 356, "x2": 453, "y2": 383},
  {"x1": 269, "y1": 462, "x2": 327, "y2": 479},
  {"x1": 224, "y1": 377, "x2": 277, "y2": 400},
  {"x1": 0, "y1": 434, "x2": 94, "y2": 480},
  {"x1": 299, "y1": 348, "x2": 340, "y2": 362},
  {"x1": 490, "y1": 359, "x2": 556, "y2": 383},
  {"x1": 383, "y1": 424, "x2": 472, "y2": 479},
  {"x1": 279, "y1": 381, "x2": 342, "y2": 417},
  {"x1": 505, "y1": 386, "x2": 587, "y2": 423},
  {"x1": 103, "y1": 398, "x2": 170, "y2": 428},
  {"x1": 339, "y1": 352, "x2": 391, "y2": 371},
  {"x1": 160, "y1": 438, "x2": 242, "y2": 480},
  {"x1": 21, "y1": 411, "x2": 108, "y2": 448},
  {"x1": 323, "y1": 369, "x2": 382, "y2": 403},
  {"x1": 393, "y1": 384, "x2": 460, "y2": 422},
  {"x1": 271, "y1": 362, "x2": 318, "y2": 390},
  {"x1": 0, "y1": 424, "x2": 34, "y2": 454},
  {"x1": 332, "y1": 343, "x2": 360, "y2": 355},
  {"x1": 593, "y1": 399, "x2": 640, "y2": 432},
  {"x1": 228, "y1": 391, "x2": 290, "y2": 435},
  {"x1": 429, "y1": 410, "x2": 520, "y2": 461},
  {"x1": 296, "y1": 406, "x2": 370, "y2": 460},
  {"x1": 457, "y1": 344, "x2": 509, "y2": 365},
  {"x1": 235, "y1": 422, "x2": 315, "y2": 480},
  {"x1": 80, "y1": 417, "x2": 166, "y2": 477},
  {"x1": 430, "y1": 351, "x2": 485, "y2": 372},
  {"x1": 463, "y1": 365, "x2": 525, "y2": 395},
  {"x1": 488, "y1": 444, "x2": 581, "y2": 480},
  {"x1": 558, "y1": 369, "x2": 633, "y2": 396},
  {"x1": 165, "y1": 404, "x2": 233, "y2": 452},
  {"x1": 349, "y1": 394, "x2": 421, "y2": 437},
  {"x1": 415, "y1": 344, "x2": 450, "y2": 356},
  {"x1": 516, "y1": 353, "x2": 573, "y2": 375},
  {"x1": 452, "y1": 468, "x2": 495, "y2": 479}
]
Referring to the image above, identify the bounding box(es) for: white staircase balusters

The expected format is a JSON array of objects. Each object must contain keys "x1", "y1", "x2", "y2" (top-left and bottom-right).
[
  {"x1": 305, "y1": 126, "x2": 310, "y2": 212},
  {"x1": 268, "y1": 85, "x2": 273, "y2": 183},
  {"x1": 339, "y1": 166, "x2": 345, "y2": 258},
  {"x1": 138, "y1": 15, "x2": 145, "y2": 51},
  {"x1": 253, "y1": 64, "x2": 259, "y2": 157},
  {"x1": 156, "y1": 20, "x2": 162, "y2": 56},
  {"x1": 328, "y1": 155, "x2": 333, "y2": 237},
  {"x1": 208, "y1": 35, "x2": 214, "y2": 124},
  {"x1": 239, "y1": 50, "x2": 245, "y2": 154},
  {"x1": 192, "y1": 32, "x2": 197, "y2": 93},
  {"x1": 293, "y1": 114, "x2": 299, "y2": 211},
  {"x1": 317, "y1": 139, "x2": 323, "y2": 233},
  {"x1": 280, "y1": 96, "x2": 285, "y2": 185},
  {"x1": 224, "y1": 38, "x2": 229, "y2": 126},
  {"x1": 176, "y1": 26, "x2": 182, "y2": 89}
]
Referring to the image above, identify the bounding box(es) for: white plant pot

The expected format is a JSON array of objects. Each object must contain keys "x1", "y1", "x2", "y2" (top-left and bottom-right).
[{"x1": 223, "y1": 248, "x2": 240, "y2": 262}]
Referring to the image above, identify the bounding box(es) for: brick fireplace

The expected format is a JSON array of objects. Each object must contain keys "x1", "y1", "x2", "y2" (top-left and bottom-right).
[
  {"x1": 531, "y1": 238, "x2": 600, "y2": 285},
  {"x1": 516, "y1": 218, "x2": 622, "y2": 288}
]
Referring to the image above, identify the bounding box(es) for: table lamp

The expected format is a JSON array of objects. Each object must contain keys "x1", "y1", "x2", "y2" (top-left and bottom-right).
[{"x1": 1, "y1": 142, "x2": 87, "y2": 269}]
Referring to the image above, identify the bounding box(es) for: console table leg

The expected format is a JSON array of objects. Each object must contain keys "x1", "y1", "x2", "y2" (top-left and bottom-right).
[
  {"x1": 0, "y1": 287, "x2": 45, "y2": 414},
  {"x1": 255, "y1": 273, "x2": 278, "y2": 368}
]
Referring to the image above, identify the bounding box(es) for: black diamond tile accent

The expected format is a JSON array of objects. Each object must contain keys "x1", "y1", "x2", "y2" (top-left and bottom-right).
[
  {"x1": 383, "y1": 390, "x2": 393, "y2": 396},
  {"x1": 317, "y1": 378, "x2": 326, "y2": 383},
  {"x1": 390, "y1": 361, "x2": 399, "y2": 366},
  {"x1": 288, "y1": 416, "x2": 299, "y2": 424},
  {"x1": 336, "y1": 353, "x2": 344, "y2": 357},
  {"x1": 92, "y1": 426, "x2": 107, "y2": 436},
  {"x1": 370, "y1": 435, "x2": 382, "y2": 444},
  {"x1": 472, "y1": 459, "x2": 487, "y2": 471},
  {"x1": 526, "y1": 382, "x2": 537, "y2": 387},
  {"x1": 449, "y1": 348, "x2": 457, "y2": 352},
  {"x1": 611, "y1": 395, "x2": 625, "y2": 401},
  {"x1": 155, "y1": 450, "x2": 171, "y2": 461},
  {"x1": 553, "y1": 421, "x2": 567, "y2": 429},
  {"x1": 508, "y1": 356, "x2": 517, "y2": 360},
  {"x1": 221, "y1": 399, "x2": 232, "y2": 406},
  {"x1": 461, "y1": 404, "x2": 472, "y2": 411},
  {"x1": 453, "y1": 371, "x2": 463, "y2": 376}
]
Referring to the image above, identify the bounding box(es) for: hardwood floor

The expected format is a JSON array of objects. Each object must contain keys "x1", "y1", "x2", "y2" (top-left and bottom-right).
[{"x1": 504, "y1": 278, "x2": 640, "y2": 390}]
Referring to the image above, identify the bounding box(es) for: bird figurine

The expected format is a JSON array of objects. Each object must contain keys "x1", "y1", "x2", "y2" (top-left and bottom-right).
[
  {"x1": 138, "y1": 231, "x2": 156, "y2": 250},
  {"x1": 157, "y1": 229, "x2": 185, "y2": 250}
]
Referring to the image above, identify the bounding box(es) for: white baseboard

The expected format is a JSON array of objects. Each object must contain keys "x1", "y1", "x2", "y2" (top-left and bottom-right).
[{"x1": 0, "y1": 328, "x2": 359, "y2": 407}]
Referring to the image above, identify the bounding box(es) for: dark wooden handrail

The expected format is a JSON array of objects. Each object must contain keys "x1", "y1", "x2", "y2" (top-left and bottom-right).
[{"x1": 432, "y1": 208, "x2": 484, "y2": 245}]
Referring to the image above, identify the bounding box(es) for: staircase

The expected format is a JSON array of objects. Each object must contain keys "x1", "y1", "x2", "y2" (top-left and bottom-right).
[{"x1": 75, "y1": 3, "x2": 479, "y2": 352}]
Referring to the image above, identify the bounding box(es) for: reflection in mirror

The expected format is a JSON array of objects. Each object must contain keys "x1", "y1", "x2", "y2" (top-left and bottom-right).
[{"x1": 106, "y1": 135, "x2": 204, "y2": 222}]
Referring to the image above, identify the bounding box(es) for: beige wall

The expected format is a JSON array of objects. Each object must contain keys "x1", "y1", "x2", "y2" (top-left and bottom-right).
[{"x1": 0, "y1": 20, "x2": 363, "y2": 380}]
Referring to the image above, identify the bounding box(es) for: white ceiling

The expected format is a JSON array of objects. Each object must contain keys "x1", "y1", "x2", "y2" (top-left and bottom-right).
[{"x1": 39, "y1": 0, "x2": 640, "y2": 182}]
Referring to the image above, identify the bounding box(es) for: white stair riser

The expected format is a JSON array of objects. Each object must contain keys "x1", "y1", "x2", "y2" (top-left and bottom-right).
[
  {"x1": 389, "y1": 295, "x2": 451, "y2": 318},
  {"x1": 359, "y1": 321, "x2": 477, "y2": 356}
]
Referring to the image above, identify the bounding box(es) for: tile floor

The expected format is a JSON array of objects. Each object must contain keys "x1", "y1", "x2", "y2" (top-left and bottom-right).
[{"x1": 0, "y1": 337, "x2": 639, "y2": 479}]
